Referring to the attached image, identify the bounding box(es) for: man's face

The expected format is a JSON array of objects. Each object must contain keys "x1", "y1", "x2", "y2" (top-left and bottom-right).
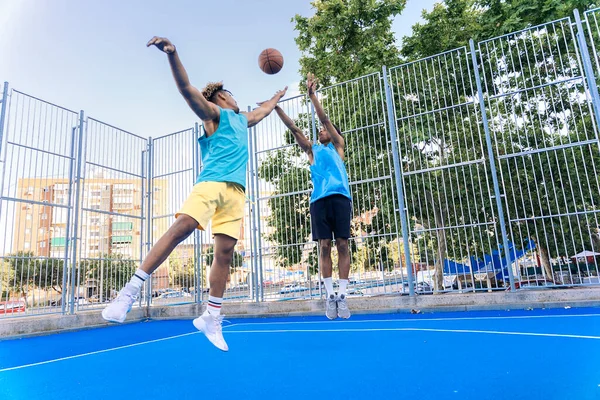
[
  {"x1": 318, "y1": 126, "x2": 331, "y2": 143},
  {"x1": 222, "y1": 90, "x2": 239, "y2": 113}
]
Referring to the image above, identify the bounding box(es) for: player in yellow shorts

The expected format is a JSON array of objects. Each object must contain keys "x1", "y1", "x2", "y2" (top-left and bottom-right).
[{"x1": 102, "y1": 36, "x2": 287, "y2": 352}]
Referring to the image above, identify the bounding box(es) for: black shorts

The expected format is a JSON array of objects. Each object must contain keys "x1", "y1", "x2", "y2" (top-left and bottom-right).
[{"x1": 310, "y1": 194, "x2": 352, "y2": 241}]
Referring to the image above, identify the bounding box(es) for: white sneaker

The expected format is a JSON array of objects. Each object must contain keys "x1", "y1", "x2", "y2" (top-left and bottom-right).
[
  {"x1": 193, "y1": 310, "x2": 228, "y2": 352},
  {"x1": 101, "y1": 283, "x2": 138, "y2": 323},
  {"x1": 337, "y1": 294, "x2": 351, "y2": 319},
  {"x1": 326, "y1": 294, "x2": 338, "y2": 320}
]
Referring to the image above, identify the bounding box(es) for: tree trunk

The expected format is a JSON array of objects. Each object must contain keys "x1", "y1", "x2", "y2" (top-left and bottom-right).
[
  {"x1": 425, "y1": 190, "x2": 446, "y2": 293},
  {"x1": 591, "y1": 230, "x2": 600, "y2": 253},
  {"x1": 533, "y1": 238, "x2": 555, "y2": 283}
]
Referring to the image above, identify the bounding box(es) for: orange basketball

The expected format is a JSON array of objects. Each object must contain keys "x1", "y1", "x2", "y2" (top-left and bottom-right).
[{"x1": 258, "y1": 48, "x2": 284, "y2": 75}]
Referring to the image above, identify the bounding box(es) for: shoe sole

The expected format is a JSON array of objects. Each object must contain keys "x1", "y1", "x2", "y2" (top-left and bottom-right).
[
  {"x1": 193, "y1": 317, "x2": 228, "y2": 352},
  {"x1": 101, "y1": 309, "x2": 125, "y2": 324}
]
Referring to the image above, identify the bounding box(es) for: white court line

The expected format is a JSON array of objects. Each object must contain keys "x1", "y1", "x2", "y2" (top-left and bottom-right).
[
  {"x1": 223, "y1": 313, "x2": 600, "y2": 330},
  {"x1": 0, "y1": 331, "x2": 201, "y2": 373},
  {"x1": 224, "y1": 327, "x2": 600, "y2": 340},
  {"x1": 3, "y1": 314, "x2": 599, "y2": 373}
]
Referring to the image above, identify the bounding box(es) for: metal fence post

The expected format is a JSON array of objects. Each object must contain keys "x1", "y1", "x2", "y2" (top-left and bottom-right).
[
  {"x1": 0, "y1": 82, "x2": 9, "y2": 244},
  {"x1": 252, "y1": 125, "x2": 265, "y2": 301},
  {"x1": 574, "y1": 9, "x2": 600, "y2": 139},
  {"x1": 469, "y1": 39, "x2": 516, "y2": 291},
  {"x1": 309, "y1": 102, "x2": 323, "y2": 297},
  {"x1": 0, "y1": 82, "x2": 8, "y2": 155},
  {"x1": 382, "y1": 66, "x2": 415, "y2": 296},
  {"x1": 247, "y1": 107, "x2": 260, "y2": 302},
  {"x1": 192, "y1": 123, "x2": 203, "y2": 304},
  {"x1": 140, "y1": 148, "x2": 147, "y2": 307},
  {"x1": 145, "y1": 137, "x2": 154, "y2": 307},
  {"x1": 68, "y1": 110, "x2": 86, "y2": 313},
  {"x1": 61, "y1": 127, "x2": 77, "y2": 314}
]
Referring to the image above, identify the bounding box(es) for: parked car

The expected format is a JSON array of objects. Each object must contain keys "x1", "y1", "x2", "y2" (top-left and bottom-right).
[
  {"x1": 158, "y1": 291, "x2": 192, "y2": 299},
  {"x1": 231, "y1": 283, "x2": 249, "y2": 290},
  {"x1": 279, "y1": 284, "x2": 309, "y2": 294},
  {"x1": 416, "y1": 282, "x2": 433, "y2": 294},
  {"x1": 0, "y1": 299, "x2": 26, "y2": 314}
]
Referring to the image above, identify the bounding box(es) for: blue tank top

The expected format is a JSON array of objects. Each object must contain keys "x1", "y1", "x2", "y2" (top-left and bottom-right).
[
  {"x1": 196, "y1": 108, "x2": 248, "y2": 189},
  {"x1": 310, "y1": 143, "x2": 351, "y2": 203}
]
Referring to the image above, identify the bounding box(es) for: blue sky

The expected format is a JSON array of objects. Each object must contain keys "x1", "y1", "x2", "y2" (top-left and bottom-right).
[{"x1": 0, "y1": 0, "x2": 438, "y2": 138}]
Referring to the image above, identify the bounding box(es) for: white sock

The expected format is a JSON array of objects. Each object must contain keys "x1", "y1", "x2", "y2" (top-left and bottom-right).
[
  {"x1": 323, "y1": 277, "x2": 335, "y2": 297},
  {"x1": 338, "y1": 279, "x2": 348, "y2": 297},
  {"x1": 207, "y1": 296, "x2": 222, "y2": 316},
  {"x1": 128, "y1": 269, "x2": 150, "y2": 293}
]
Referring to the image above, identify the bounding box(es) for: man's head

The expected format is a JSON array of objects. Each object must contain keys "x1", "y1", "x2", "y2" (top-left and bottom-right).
[
  {"x1": 318, "y1": 122, "x2": 342, "y2": 144},
  {"x1": 202, "y1": 82, "x2": 239, "y2": 113}
]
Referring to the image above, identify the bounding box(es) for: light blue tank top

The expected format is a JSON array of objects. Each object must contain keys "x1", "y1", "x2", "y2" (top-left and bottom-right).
[
  {"x1": 310, "y1": 143, "x2": 351, "y2": 203},
  {"x1": 196, "y1": 108, "x2": 248, "y2": 189}
]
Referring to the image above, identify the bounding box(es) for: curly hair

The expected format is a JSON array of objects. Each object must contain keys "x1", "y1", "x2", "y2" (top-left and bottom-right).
[{"x1": 201, "y1": 81, "x2": 224, "y2": 102}]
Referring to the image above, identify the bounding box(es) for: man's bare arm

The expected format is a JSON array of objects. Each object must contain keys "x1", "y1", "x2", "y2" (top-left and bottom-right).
[{"x1": 147, "y1": 36, "x2": 219, "y2": 122}]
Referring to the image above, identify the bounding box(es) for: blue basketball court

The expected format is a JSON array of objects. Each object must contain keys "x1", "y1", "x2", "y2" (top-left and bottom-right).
[{"x1": 1, "y1": 307, "x2": 599, "y2": 399}]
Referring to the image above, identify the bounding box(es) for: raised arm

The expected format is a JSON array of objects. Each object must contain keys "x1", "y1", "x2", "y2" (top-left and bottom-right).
[
  {"x1": 273, "y1": 106, "x2": 312, "y2": 155},
  {"x1": 245, "y1": 87, "x2": 288, "y2": 127},
  {"x1": 147, "y1": 36, "x2": 219, "y2": 122},
  {"x1": 307, "y1": 73, "x2": 345, "y2": 158}
]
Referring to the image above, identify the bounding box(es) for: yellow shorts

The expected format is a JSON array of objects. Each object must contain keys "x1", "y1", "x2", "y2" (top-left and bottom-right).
[{"x1": 176, "y1": 181, "x2": 245, "y2": 240}]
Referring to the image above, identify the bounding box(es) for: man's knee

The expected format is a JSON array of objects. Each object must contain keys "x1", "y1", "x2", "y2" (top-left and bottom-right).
[
  {"x1": 319, "y1": 239, "x2": 332, "y2": 255},
  {"x1": 214, "y1": 247, "x2": 234, "y2": 266},
  {"x1": 167, "y1": 215, "x2": 197, "y2": 242},
  {"x1": 213, "y1": 235, "x2": 237, "y2": 267},
  {"x1": 337, "y1": 239, "x2": 349, "y2": 256}
]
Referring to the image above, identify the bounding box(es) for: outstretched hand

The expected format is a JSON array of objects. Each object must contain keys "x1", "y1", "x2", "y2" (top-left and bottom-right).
[
  {"x1": 256, "y1": 86, "x2": 288, "y2": 106},
  {"x1": 147, "y1": 36, "x2": 176, "y2": 54},
  {"x1": 307, "y1": 73, "x2": 319, "y2": 95}
]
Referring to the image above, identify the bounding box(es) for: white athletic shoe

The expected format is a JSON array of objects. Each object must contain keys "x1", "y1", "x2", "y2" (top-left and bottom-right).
[
  {"x1": 326, "y1": 294, "x2": 338, "y2": 320},
  {"x1": 337, "y1": 294, "x2": 351, "y2": 319},
  {"x1": 193, "y1": 310, "x2": 228, "y2": 352},
  {"x1": 101, "y1": 283, "x2": 138, "y2": 323}
]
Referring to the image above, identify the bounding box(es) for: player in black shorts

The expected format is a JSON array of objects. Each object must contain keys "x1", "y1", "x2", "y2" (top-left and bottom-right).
[{"x1": 272, "y1": 73, "x2": 352, "y2": 319}]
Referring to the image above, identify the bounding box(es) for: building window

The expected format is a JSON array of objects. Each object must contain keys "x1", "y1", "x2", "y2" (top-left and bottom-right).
[
  {"x1": 26, "y1": 214, "x2": 32, "y2": 221},
  {"x1": 24, "y1": 242, "x2": 30, "y2": 249},
  {"x1": 39, "y1": 242, "x2": 46, "y2": 248},
  {"x1": 39, "y1": 228, "x2": 44, "y2": 235},
  {"x1": 41, "y1": 214, "x2": 48, "y2": 220},
  {"x1": 25, "y1": 228, "x2": 31, "y2": 235}
]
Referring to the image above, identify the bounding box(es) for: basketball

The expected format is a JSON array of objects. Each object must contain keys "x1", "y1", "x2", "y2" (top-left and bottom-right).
[{"x1": 258, "y1": 48, "x2": 284, "y2": 75}]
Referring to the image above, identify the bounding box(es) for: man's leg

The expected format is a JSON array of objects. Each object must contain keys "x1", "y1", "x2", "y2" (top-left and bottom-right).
[
  {"x1": 320, "y1": 238, "x2": 338, "y2": 320},
  {"x1": 333, "y1": 194, "x2": 352, "y2": 319},
  {"x1": 320, "y1": 239, "x2": 334, "y2": 294},
  {"x1": 335, "y1": 237, "x2": 351, "y2": 319},
  {"x1": 193, "y1": 234, "x2": 236, "y2": 352},
  {"x1": 140, "y1": 215, "x2": 199, "y2": 274},
  {"x1": 206, "y1": 234, "x2": 237, "y2": 315},
  {"x1": 336, "y1": 238, "x2": 350, "y2": 281},
  {"x1": 102, "y1": 215, "x2": 198, "y2": 323}
]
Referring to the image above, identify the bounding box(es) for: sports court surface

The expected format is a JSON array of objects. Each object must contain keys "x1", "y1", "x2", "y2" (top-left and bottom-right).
[{"x1": 0, "y1": 308, "x2": 599, "y2": 399}]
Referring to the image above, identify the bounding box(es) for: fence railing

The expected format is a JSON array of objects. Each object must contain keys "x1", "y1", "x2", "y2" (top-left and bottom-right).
[{"x1": 1, "y1": 7, "x2": 600, "y2": 318}]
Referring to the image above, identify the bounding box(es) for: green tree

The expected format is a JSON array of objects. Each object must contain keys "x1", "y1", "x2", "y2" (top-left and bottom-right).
[
  {"x1": 81, "y1": 254, "x2": 136, "y2": 300},
  {"x1": 5, "y1": 251, "x2": 65, "y2": 294},
  {"x1": 399, "y1": 0, "x2": 600, "y2": 284},
  {"x1": 293, "y1": 0, "x2": 406, "y2": 87}
]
